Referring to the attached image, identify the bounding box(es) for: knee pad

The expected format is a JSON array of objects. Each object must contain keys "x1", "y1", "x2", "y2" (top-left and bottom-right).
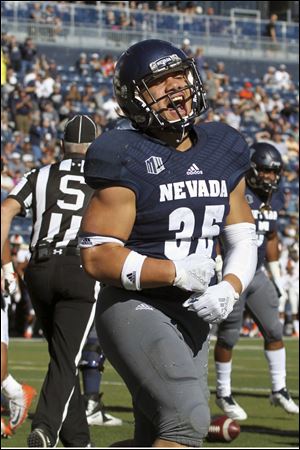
[
  {"x1": 79, "y1": 338, "x2": 105, "y2": 371},
  {"x1": 217, "y1": 328, "x2": 240, "y2": 349},
  {"x1": 159, "y1": 400, "x2": 210, "y2": 447},
  {"x1": 263, "y1": 321, "x2": 283, "y2": 344},
  {"x1": 189, "y1": 402, "x2": 211, "y2": 439}
]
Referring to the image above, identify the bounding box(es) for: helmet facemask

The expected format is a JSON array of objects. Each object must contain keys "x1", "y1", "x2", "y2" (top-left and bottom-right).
[
  {"x1": 247, "y1": 162, "x2": 282, "y2": 193},
  {"x1": 132, "y1": 59, "x2": 207, "y2": 138},
  {"x1": 247, "y1": 162, "x2": 282, "y2": 211}
]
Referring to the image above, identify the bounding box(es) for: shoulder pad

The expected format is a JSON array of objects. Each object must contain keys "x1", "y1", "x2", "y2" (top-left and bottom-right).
[
  {"x1": 84, "y1": 129, "x2": 140, "y2": 193},
  {"x1": 196, "y1": 122, "x2": 250, "y2": 191}
]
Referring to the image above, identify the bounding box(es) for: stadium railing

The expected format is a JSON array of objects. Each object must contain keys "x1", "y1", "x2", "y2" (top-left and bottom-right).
[{"x1": 1, "y1": 2, "x2": 299, "y2": 62}]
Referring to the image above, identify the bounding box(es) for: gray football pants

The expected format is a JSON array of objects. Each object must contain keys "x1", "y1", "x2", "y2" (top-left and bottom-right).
[
  {"x1": 95, "y1": 286, "x2": 211, "y2": 447},
  {"x1": 218, "y1": 269, "x2": 283, "y2": 348}
]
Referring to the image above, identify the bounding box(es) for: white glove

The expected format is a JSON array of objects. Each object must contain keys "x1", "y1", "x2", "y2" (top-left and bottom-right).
[
  {"x1": 2, "y1": 262, "x2": 18, "y2": 296},
  {"x1": 182, "y1": 280, "x2": 239, "y2": 324},
  {"x1": 173, "y1": 253, "x2": 215, "y2": 292}
]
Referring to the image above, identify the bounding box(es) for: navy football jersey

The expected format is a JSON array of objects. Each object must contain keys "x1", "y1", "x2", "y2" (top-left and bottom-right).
[
  {"x1": 245, "y1": 185, "x2": 284, "y2": 269},
  {"x1": 85, "y1": 121, "x2": 249, "y2": 301}
]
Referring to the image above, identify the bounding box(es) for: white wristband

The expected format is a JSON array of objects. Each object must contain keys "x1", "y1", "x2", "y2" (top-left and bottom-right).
[
  {"x1": 121, "y1": 251, "x2": 147, "y2": 291},
  {"x1": 268, "y1": 260, "x2": 281, "y2": 279}
]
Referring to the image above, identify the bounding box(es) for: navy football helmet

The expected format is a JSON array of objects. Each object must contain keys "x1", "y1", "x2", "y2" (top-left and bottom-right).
[
  {"x1": 246, "y1": 142, "x2": 283, "y2": 193},
  {"x1": 113, "y1": 39, "x2": 207, "y2": 135}
]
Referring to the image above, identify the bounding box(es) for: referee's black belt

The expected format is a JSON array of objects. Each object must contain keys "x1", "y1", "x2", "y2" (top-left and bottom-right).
[{"x1": 31, "y1": 246, "x2": 80, "y2": 259}]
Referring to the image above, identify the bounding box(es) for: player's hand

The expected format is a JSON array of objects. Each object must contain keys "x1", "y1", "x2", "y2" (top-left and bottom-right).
[
  {"x1": 173, "y1": 253, "x2": 215, "y2": 292},
  {"x1": 2, "y1": 263, "x2": 18, "y2": 296},
  {"x1": 182, "y1": 281, "x2": 239, "y2": 324}
]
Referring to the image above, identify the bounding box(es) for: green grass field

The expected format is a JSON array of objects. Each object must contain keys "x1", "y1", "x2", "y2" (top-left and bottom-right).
[{"x1": 1, "y1": 337, "x2": 299, "y2": 448}]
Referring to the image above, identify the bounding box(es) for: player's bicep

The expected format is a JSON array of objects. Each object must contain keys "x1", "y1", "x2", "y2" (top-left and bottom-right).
[
  {"x1": 81, "y1": 185, "x2": 136, "y2": 241},
  {"x1": 80, "y1": 186, "x2": 136, "y2": 284},
  {"x1": 226, "y1": 178, "x2": 254, "y2": 225}
]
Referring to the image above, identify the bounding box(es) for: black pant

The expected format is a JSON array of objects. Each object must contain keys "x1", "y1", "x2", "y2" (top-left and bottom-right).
[{"x1": 24, "y1": 254, "x2": 97, "y2": 447}]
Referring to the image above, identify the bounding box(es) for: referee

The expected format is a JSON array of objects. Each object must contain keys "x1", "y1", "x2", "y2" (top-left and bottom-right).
[{"x1": 1, "y1": 115, "x2": 100, "y2": 447}]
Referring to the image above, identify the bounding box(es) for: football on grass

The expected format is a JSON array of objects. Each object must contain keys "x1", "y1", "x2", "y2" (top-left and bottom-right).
[{"x1": 206, "y1": 415, "x2": 241, "y2": 442}]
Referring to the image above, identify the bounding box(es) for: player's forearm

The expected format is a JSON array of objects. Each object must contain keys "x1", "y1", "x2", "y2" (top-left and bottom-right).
[
  {"x1": 81, "y1": 245, "x2": 175, "y2": 288},
  {"x1": 1, "y1": 199, "x2": 21, "y2": 258},
  {"x1": 1, "y1": 217, "x2": 12, "y2": 259}
]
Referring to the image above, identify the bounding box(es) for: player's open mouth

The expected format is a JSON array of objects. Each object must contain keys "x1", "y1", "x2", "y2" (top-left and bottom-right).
[{"x1": 167, "y1": 94, "x2": 187, "y2": 116}]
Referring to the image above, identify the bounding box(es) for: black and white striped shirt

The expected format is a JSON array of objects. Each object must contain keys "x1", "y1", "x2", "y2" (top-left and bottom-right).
[{"x1": 8, "y1": 154, "x2": 94, "y2": 251}]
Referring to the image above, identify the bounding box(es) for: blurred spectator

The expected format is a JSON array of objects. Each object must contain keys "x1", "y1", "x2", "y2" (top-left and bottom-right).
[
  {"x1": 194, "y1": 47, "x2": 205, "y2": 72},
  {"x1": 225, "y1": 104, "x2": 241, "y2": 130},
  {"x1": 239, "y1": 81, "x2": 254, "y2": 100},
  {"x1": 275, "y1": 64, "x2": 292, "y2": 91},
  {"x1": 181, "y1": 38, "x2": 193, "y2": 57},
  {"x1": 204, "y1": 70, "x2": 219, "y2": 109},
  {"x1": 29, "y1": 117, "x2": 43, "y2": 161},
  {"x1": 263, "y1": 66, "x2": 281, "y2": 90},
  {"x1": 22, "y1": 154, "x2": 35, "y2": 171},
  {"x1": 76, "y1": 52, "x2": 90, "y2": 76},
  {"x1": 281, "y1": 101, "x2": 299, "y2": 126},
  {"x1": 264, "y1": 14, "x2": 278, "y2": 44},
  {"x1": 28, "y1": 2, "x2": 43, "y2": 38},
  {"x1": 41, "y1": 4, "x2": 63, "y2": 41},
  {"x1": 213, "y1": 61, "x2": 229, "y2": 86},
  {"x1": 65, "y1": 83, "x2": 82, "y2": 102},
  {"x1": 41, "y1": 101, "x2": 60, "y2": 127},
  {"x1": 100, "y1": 55, "x2": 115, "y2": 78},
  {"x1": 270, "y1": 132, "x2": 289, "y2": 157},
  {"x1": 19, "y1": 37, "x2": 37, "y2": 77},
  {"x1": 47, "y1": 59, "x2": 59, "y2": 79},
  {"x1": 7, "y1": 153, "x2": 26, "y2": 177},
  {"x1": 285, "y1": 134, "x2": 299, "y2": 157},
  {"x1": 8, "y1": 36, "x2": 22, "y2": 73},
  {"x1": 282, "y1": 215, "x2": 299, "y2": 247},
  {"x1": 14, "y1": 90, "x2": 33, "y2": 134},
  {"x1": 94, "y1": 87, "x2": 109, "y2": 112},
  {"x1": 89, "y1": 53, "x2": 102, "y2": 74},
  {"x1": 268, "y1": 92, "x2": 284, "y2": 113},
  {"x1": 101, "y1": 95, "x2": 121, "y2": 120},
  {"x1": 246, "y1": 104, "x2": 269, "y2": 124},
  {"x1": 59, "y1": 99, "x2": 74, "y2": 121},
  {"x1": 49, "y1": 83, "x2": 63, "y2": 109},
  {"x1": 35, "y1": 70, "x2": 55, "y2": 99}
]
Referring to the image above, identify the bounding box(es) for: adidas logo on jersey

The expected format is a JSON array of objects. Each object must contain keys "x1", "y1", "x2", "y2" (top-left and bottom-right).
[
  {"x1": 135, "y1": 303, "x2": 154, "y2": 311},
  {"x1": 186, "y1": 164, "x2": 203, "y2": 175}
]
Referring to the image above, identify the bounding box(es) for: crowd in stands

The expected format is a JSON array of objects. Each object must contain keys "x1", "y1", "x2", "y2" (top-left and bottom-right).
[{"x1": 1, "y1": 32, "x2": 299, "y2": 337}]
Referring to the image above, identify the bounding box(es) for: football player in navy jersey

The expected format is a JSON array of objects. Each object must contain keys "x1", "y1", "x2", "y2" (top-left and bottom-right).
[
  {"x1": 214, "y1": 142, "x2": 299, "y2": 421},
  {"x1": 79, "y1": 39, "x2": 258, "y2": 448}
]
